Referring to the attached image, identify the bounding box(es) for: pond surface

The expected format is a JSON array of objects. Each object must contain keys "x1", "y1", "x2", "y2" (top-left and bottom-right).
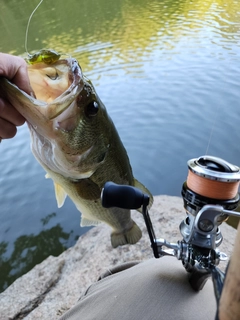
[{"x1": 1, "y1": 0, "x2": 240, "y2": 292}]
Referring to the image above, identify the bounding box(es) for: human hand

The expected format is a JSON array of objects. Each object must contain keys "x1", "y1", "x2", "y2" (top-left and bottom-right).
[{"x1": 0, "y1": 53, "x2": 34, "y2": 140}]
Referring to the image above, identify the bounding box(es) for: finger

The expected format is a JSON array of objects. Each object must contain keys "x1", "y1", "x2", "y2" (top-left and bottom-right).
[
  {"x1": 0, "y1": 118, "x2": 18, "y2": 139},
  {"x1": 0, "y1": 97, "x2": 25, "y2": 126},
  {"x1": 12, "y1": 62, "x2": 34, "y2": 95},
  {"x1": 0, "y1": 53, "x2": 34, "y2": 96}
]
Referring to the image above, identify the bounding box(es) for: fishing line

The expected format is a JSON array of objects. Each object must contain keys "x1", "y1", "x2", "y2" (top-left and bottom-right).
[
  {"x1": 205, "y1": 110, "x2": 217, "y2": 156},
  {"x1": 189, "y1": 103, "x2": 237, "y2": 201},
  {"x1": 186, "y1": 168, "x2": 239, "y2": 200},
  {"x1": 25, "y1": 0, "x2": 44, "y2": 56}
]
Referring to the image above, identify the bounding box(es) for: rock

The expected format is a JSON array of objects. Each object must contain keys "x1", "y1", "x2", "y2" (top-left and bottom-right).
[{"x1": 0, "y1": 195, "x2": 237, "y2": 319}]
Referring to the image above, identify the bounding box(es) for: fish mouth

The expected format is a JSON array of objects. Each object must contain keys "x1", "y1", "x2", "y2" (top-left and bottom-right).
[{"x1": 27, "y1": 58, "x2": 84, "y2": 122}]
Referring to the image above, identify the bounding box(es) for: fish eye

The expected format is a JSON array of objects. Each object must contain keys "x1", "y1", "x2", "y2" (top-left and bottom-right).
[
  {"x1": 85, "y1": 101, "x2": 99, "y2": 117},
  {"x1": 47, "y1": 72, "x2": 59, "y2": 80},
  {"x1": 45, "y1": 67, "x2": 59, "y2": 80}
]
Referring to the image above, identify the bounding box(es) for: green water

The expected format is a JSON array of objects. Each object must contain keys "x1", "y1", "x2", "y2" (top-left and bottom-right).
[{"x1": 1, "y1": 0, "x2": 240, "y2": 292}]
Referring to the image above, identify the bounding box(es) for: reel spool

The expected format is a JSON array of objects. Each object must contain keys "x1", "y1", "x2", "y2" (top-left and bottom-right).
[{"x1": 180, "y1": 155, "x2": 240, "y2": 247}]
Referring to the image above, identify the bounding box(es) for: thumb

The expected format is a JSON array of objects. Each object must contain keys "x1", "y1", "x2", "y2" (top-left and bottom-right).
[{"x1": 0, "y1": 53, "x2": 35, "y2": 96}]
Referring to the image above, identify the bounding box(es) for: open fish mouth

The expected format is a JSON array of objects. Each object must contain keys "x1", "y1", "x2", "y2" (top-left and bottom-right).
[
  {"x1": 0, "y1": 57, "x2": 85, "y2": 136},
  {"x1": 27, "y1": 58, "x2": 84, "y2": 121}
]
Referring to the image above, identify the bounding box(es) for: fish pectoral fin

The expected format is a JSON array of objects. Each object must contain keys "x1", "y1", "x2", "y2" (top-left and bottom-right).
[
  {"x1": 53, "y1": 182, "x2": 68, "y2": 208},
  {"x1": 45, "y1": 173, "x2": 67, "y2": 207},
  {"x1": 134, "y1": 178, "x2": 154, "y2": 212},
  {"x1": 80, "y1": 216, "x2": 101, "y2": 227}
]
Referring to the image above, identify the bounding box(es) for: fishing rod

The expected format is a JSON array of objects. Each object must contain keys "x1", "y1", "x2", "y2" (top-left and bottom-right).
[{"x1": 101, "y1": 155, "x2": 240, "y2": 317}]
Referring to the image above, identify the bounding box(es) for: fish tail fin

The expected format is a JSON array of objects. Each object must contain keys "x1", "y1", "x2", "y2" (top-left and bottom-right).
[{"x1": 111, "y1": 220, "x2": 142, "y2": 248}]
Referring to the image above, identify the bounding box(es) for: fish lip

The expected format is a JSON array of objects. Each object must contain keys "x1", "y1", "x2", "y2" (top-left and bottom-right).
[{"x1": 68, "y1": 58, "x2": 83, "y2": 89}]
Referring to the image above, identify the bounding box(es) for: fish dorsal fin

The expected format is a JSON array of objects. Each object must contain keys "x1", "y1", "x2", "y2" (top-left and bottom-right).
[
  {"x1": 134, "y1": 178, "x2": 154, "y2": 211},
  {"x1": 53, "y1": 182, "x2": 67, "y2": 208}
]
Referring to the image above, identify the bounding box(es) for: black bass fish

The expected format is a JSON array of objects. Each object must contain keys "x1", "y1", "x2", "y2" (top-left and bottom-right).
[{"x1": 0, "y1": 53, "x2": 153, "y2": 248}]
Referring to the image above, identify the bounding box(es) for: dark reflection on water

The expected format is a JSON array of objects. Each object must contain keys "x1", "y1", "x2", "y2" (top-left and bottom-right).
[
  {"x1": 1, "y1": 0, "x2": 240, "y2": 291},
  {"x1": 0, "y1": 213, "x2": 81, "y2": 292}
]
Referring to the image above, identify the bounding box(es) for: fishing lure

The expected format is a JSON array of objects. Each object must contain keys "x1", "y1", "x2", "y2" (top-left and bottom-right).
[{"x1": 26, "y1": 49, "x2": 61, "y2": 65}]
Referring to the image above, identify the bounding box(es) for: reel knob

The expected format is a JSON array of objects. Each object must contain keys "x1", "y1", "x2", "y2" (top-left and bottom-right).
[{"x1": 101, "y1": 181, "x2": 149, "y2": 210}]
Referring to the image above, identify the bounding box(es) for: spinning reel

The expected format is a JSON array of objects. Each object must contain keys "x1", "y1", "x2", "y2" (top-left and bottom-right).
[{"x1": 101, "y1": 155, "x2": 240, "y2": 294}]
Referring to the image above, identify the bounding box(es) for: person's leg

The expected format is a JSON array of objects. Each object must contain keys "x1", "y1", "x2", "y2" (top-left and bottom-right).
[{"x1": 60, "y1": 257, "x2": 216, "y2": 320}]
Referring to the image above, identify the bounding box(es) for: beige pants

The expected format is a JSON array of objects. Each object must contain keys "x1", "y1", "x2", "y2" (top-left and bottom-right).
[{"x1": 60, "y1": 257, "x2": 216, "y2": 320}]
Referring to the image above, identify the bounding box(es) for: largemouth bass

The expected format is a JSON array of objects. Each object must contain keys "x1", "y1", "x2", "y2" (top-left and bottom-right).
[{"x1": 0, "y1": 55, "x2": 153, "y2": 248}]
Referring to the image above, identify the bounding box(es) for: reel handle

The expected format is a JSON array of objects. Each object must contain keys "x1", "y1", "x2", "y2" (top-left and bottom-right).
[{"x1": 101, "y1": 181, "x2": 149, "y2": 209}]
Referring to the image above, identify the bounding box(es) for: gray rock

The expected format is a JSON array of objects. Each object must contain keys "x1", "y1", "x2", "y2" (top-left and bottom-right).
[{"x1": 0, "y1": 195, "x2": 237, "y2": 319}]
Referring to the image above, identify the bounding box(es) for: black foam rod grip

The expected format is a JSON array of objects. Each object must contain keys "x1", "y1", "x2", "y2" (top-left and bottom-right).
[{"x1": 101, "y1": 181, "x2": 149, "y2": 209}]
